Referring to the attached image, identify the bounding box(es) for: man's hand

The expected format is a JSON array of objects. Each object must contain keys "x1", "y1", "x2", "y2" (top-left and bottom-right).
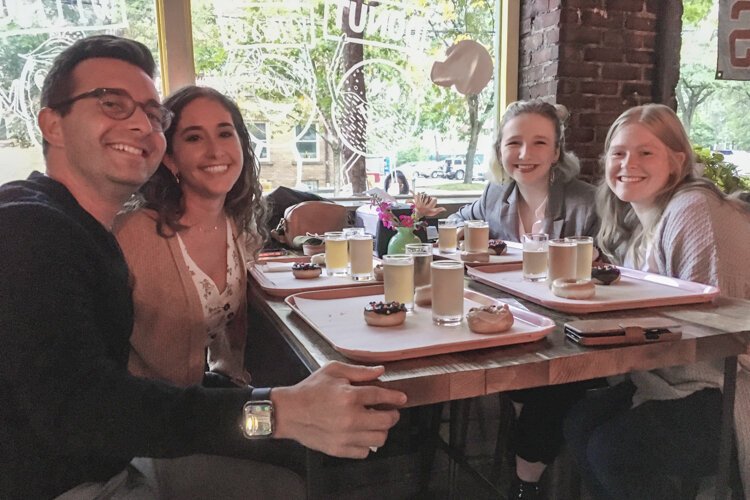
[{"x1": 270, "y1": 361, "x2": 407, "y2": 458}]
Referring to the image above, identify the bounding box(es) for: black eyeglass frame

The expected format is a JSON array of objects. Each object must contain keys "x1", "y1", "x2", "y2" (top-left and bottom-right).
[{"x1": 49, "y1": 87, "x2": 174, "y2": 132}]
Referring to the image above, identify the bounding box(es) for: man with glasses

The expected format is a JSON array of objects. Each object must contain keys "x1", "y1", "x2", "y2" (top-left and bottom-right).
[{"x1": 0, "y1": 35, "x2": 406, "y2": 499}]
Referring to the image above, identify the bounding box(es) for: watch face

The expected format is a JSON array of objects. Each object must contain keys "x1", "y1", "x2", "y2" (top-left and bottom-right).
[{"x1": 242, "y1": 402, "x2": 273, "y2": 438}]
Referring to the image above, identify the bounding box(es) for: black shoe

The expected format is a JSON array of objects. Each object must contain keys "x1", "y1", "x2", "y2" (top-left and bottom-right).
[{"x1": 508, "y1": 479, "x2": 542, "y2": 500}]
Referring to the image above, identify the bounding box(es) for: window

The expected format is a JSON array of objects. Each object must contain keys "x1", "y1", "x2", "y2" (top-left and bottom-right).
[
  {"x1": 0, "y1": 0, "x2": 519, "y2": 198},
  {"x1": 295, "y1": 125, "x2": 318, "y2": 161},
  {"x1": 0, "y1": 0, "x2": 161, "y2": 185},
  {"x1": 249, "y1": 122, "x2": 269, "y2": 161}
]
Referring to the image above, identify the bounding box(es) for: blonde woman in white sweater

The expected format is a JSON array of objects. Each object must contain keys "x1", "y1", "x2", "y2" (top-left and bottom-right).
[{"x1": 564, "y1": 103, "x2": 750, "y2": 499}]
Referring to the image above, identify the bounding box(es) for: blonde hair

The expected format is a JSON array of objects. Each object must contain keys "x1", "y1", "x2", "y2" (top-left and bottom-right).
[
  {"x1": 490, "y1": 99, "x2": 580, "y2": 184},
  {"x1": 596, "y1": 104, "x2": 743, "y2": 266}
]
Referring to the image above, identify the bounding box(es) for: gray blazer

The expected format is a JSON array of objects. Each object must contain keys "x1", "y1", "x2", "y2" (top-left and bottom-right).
[{"x1": 449, "y1": 175, "x2": 599, "y2": 242}]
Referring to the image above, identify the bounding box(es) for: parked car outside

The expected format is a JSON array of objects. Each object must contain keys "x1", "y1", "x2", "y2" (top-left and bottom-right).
[{"x1": 394, "y1": 161, "x2": 442, "y2": 179}]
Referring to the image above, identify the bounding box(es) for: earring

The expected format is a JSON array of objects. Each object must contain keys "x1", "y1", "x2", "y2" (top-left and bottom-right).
[{"x1": 174, "y1": 172, "x2": 181, "y2": 184}]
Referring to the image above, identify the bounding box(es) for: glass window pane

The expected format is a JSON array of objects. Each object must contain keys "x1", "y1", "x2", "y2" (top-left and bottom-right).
[
  {"x1": 0, "y1": 0, "x2": 162, "y2": 185},
  {"x1": 191, "y1": 0, "x2": 497, "y2": 196}
]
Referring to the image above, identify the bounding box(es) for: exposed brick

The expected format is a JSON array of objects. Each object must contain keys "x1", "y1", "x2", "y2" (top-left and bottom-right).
[
  {"x1": 566, "y1": 127, "x2": 596, "y2": 143},
  {"x1": 558, "y1": 61, "x2": 600, "y2": 78},
  {"x1": 546, "y1": 28, "x2": 561, "y2": 44},
  {"x1": 597, "y1": 96, "x2": 630, "y2": 112},
  {"x1": 642, "y1": 65, "x2": 654, "y2": 81},
  {"x1": 520, "y1": 64, "x2": 545, "y2": 84},
  {"x1": 625, "y1": 49, "x2": 653, "y2": 64},
  {"x1": 580, "y1": 80, "x2": 619, "y2": 95},
  {"x1": 602, "y1": 30, "x2": 625, "y2": 46},
  {"x1": 533, "y1": 10, "x2": 561, "y2": 30},
  {"x1": 562, "y1": 45, "x2": 583, "y2": 62},
  {"x1": 625, "y1": 13, "x2": 657, "y2": 31},
  {"x1": 579, "y1": 159, "x2": 601, "y2": 179},
  {"x1": 558, "y1": 78, "x2": 578, "y2": 94},
  {"x1": 543, "y1": 62, "x2": 560, "y2": 78},
  {"x1": 533, "y1": 46, "x2": 560, "y2": 65},
  {"x1": 562, "y1": 7, "x2": 582, "y2": 25},
  {"x1": 565, "y1": 0, "x2": 606, "y2": 8},
  {"x1": 645, "y1": 0, "x2": 659, "y2": 14},
  {"x1": 575, "y1": 144, "x2": 607, "y2": 158},
  {"x1": 579, "y1": 111, "x2": 622, "y2": 127},
  {"x1": 621, "y1": 82, "x2": 652, "y2": 100},
  {"x1": 582, "y1": 9, "x2": 625, "y2": 29},
  {"x1": 527, "y1": 80, "x2": 558, "y2": 99},
  {"x1": 607, "y1": 0, "x2": 645, "y2": 12},
  {"x1": 623, "y1": 30, "x2": 656, "y2": 49},
  {"x1": 563, "y1": 94, "x2": 598, "y2": 109},
  {"x1": 601, "y1": 63, "x2": 641, "y2": 80},
  {"x1": 562, "y1": 26, "x2": 602, "y2": 44},
  {"x1": 584, "y1": 47, "x2": 624, "y2": 63},
  {"x1": 521, "y1": 17, "x2": 532, "y2": 35}
]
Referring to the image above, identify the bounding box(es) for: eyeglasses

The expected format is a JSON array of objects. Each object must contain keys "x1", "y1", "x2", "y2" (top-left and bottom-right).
[{"x1": 49, "y1": 88, "x2": 174, "y2": 132}]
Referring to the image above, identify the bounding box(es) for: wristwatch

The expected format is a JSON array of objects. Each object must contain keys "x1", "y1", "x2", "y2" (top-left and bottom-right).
[{"x1": 241, "y1": 387, "x2": 274, "y2": 439}]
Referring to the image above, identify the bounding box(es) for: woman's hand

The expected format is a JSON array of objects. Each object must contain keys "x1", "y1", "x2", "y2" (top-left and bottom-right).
[{"x1": 412, "y1": 192, "x2": 446, "y2": 218}]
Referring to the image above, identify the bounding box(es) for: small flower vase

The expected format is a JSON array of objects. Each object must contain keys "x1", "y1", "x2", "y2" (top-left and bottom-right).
[{"x1": 387, "y1": 226, "x2": 421, "y2": 255}]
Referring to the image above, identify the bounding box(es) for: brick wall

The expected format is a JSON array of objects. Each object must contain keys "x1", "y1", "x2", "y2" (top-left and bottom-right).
[{"x1": 518, "y1": 0, "x2": 669, "y2": 180}]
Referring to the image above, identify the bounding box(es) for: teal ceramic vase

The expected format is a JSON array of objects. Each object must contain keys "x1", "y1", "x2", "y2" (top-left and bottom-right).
[{"x1": 387, "y1": 226, "x2": 421, "y2": 255}]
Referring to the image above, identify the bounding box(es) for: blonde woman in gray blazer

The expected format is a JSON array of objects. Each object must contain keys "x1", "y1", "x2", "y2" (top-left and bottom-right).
[{"x1": 449, "y1": 100, "x2": 600, "y2": 499}]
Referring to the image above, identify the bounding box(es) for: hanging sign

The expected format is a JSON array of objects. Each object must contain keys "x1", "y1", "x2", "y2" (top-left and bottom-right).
[{"x1": 717, "y1": 0, "x2": 750, "y2": 80}]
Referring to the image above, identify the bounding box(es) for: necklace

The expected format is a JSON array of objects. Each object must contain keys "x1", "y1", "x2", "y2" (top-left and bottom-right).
[{"x1": 190, "y1": 215, "x2": 226, "y2": 233}]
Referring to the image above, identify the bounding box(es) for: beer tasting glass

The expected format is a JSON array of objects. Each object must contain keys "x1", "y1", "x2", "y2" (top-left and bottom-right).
[
  {"x1": 383, "y1": 254, "x2": 414, "y2": 310},
  {"x1": 430, "y1": 261, "x2": 465, "y2": 325},
  {"x1": 565, "y1": 236, "x2": 594, "y2": 281},
  {"x1": 437, "y1": 219, "x2": 459, "y2": 254},
  {"x1": 464, "y1": 220, "x2": 489, "y2": 253},
  {"x1": 349, "y1": 234, "x2": 374, "y2": 281},
  {"x1": 547, "y1": 238, "x2": 577, "y2": 284},
  {"x1": 324, "y1": 231, "x2": 348, "y2": 276},
  {"x1": 405, "y1": 243, "x2": 433, "y2": 288},
  {"x1": 522, "y1": 233, "x2": 549, "y2": 282},
  {"x1": 343, "y1": 227, "x2": 366, "y2": 274}
]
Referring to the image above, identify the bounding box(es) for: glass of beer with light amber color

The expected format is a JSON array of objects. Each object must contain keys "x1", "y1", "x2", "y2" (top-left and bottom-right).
[
  {"x1": 405, "y1": 243, "x2": 432, "y2": 288},
  {"x1": 431, "y1": 261, "x2": 465, "y2": 325},
  {"x1": 522, "y1": 233, "x2": 548, "y2": 281},
  {"x1": 349, "y1": 234, "x2": 374, "y2": 281},
  {"x1": 565, "y1": 236, "x2": 594, "y2": 281},
  {"x1": 464, "y1": 220, "x2": 489, "y2": 252},
  {"x1": 324, "y1": 231, "x2": 348, "y2": 276},
  {"x1": 547, "y1": 238, "x2": 577, "y2": 285},
  {"x1": 437, "y1": 219, "x2": 458, "y2": 254},
  {"x1": 383, "y1": 254, "x2": 414, "y2": 310}
]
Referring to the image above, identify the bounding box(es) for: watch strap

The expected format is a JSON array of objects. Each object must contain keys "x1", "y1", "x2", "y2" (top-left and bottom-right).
[{"x1": 250, "y1": 387, "x2": 272, "y2": 401}]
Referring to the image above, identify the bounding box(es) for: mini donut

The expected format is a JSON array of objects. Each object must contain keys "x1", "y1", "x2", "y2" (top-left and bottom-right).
[
  {"x1": 487, "y1": 239, "x2": 507, "y2": 256},
  {"x1": 466, "y1": 304, "x2": 514, "y2": 334},
  {"x1": 310, "y1": 253, "x2": 326, "y2": 266},
  {"x1": 414, "y1": 285, "x2": 432, "y2": 307},
  {"x1": 373, "y1": 264, "x2": 384, "y2": 281},
  {"x1": 364, "y1": 301, "x2": 407, "y2": 327},
  {"x1": 551, "y1": 278, "x2": 596, "y2": 300},
  {"x1": 292, "y1": 262, "x2": 322, "y2": 279},
  {"x1": 591, "y1": 264, "x2": 621, "y2": 285},
  {"x1": 460, "y1": 251, "x2": 490, "y2": 263}
]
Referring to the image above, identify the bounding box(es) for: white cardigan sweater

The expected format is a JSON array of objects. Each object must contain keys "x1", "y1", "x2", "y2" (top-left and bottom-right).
[{"x1": 626, "y1": 188, "x2": 750, "y2": 489}]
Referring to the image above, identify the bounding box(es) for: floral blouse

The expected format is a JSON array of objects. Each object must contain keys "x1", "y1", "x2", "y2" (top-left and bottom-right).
[{"x1": 176, "y1": 218, "x2": 242, "y2": 346}]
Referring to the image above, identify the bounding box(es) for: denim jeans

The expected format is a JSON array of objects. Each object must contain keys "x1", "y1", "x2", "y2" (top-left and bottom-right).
[{"x1": 563, "y1": 381, "x2": 722, "y2": 500}]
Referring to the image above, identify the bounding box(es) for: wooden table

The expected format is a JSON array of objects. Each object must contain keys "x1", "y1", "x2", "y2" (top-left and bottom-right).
[{"x1": 247, "y1": 275, "x2": 750, "y2": 499}]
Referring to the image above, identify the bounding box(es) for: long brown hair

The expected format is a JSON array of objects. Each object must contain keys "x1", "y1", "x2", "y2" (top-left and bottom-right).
[{"x1": 137, "y1": 86, "x2": 268, "y2": 256}]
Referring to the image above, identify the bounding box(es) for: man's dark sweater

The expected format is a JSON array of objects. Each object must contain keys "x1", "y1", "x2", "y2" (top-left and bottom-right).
[{"x1": 0, "y1": 173, "x2": 252, "y2": 499}]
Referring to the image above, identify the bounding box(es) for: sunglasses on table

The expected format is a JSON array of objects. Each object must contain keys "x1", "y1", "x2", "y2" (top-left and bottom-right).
[{"x1": 49, "y1": 88, "x2": 174, "y2": 132}]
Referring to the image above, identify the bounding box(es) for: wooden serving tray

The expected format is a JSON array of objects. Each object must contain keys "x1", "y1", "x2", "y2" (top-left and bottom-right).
[
  {"x1": 250, "y1": 257, "x2": 382, "y2": 298},
  {"x1": 285, "y1": 285, "x2": 555, "y2": 362},
  {"x1": 433, "y1": 241, "x2": 523, "y2": 267},
  {"x1": 467, "y1": 264, "x2": 720, "y2": 314}
]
